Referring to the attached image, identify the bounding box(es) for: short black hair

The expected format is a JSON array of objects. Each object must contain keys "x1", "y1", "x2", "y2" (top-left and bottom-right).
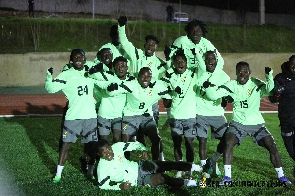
[
  {"x1": 206, "y1": 50, "x2": 215, "y2": 55},
  {"x1": 185, "y1": 19, "x2": 208, "y2": 36},
  {"x1": 97, "y1": 48, "x2": 112, "y2": 57},
  {"x1": 70, "y1": 49, "x2": 85, "y2": 61},
  {"x1": 110, "y1": 25, "x2": 118, "y2": 38},
  {"x1": 289, "y1": 55, "x2": 295, "y2": 61},
  {"x1": 113, "y1": 56, "x2": 128, "y2": 66},
  {"x1": 145, "y1": 35, "x2": 160, "y2": 44},
  {"x1": 139, "y1": 67, "x2": 152, "y2": 75},
  {"x1": 236, "y1": 61, "x2": 250, "y2": 72},
  {"x1": 173, "y1": 48, "x2": 187, "y2": 61},
  {"x1": 205, "y1": 50, "x2": 217, "y2": 59},
  {"x1": 96, "y1": 139, "x2": 110, "y2": 150}
]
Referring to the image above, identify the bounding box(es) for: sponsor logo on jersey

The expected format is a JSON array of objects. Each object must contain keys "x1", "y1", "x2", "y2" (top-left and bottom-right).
[
  {"x1": 148, "y1": 89, "x2": 153, "y2": 96},
  {"x1": 123, "y1": 124, "x2": 128, "y2": 131},
  {"x1": 117, "y1": 155, "x2": 123, "y2": 162},
  {"x1": 198, "y1": 48, "x2": 203, "y2": 54},
  {"x1": 246, "y1": 88, "x2": 252, "y2": 95},
  {"x1": 63, "y1": 131, "x2": 67, "y2": 139},
  {"x1": 147, "y1": 62, "x2": 152, "y2": 67}
]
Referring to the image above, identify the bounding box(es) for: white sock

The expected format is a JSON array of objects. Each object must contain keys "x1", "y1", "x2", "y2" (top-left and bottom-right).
[
  {"x1": 159, "y1": 152, "x2": 165, "y2": 161},
  {"x1": 87, "y1": 165, "x2": 94, "y2": 175},
  {"x1": 275, "y1": 167, "x2": 284, "y2": 178},
  {"x1": 191, "y1": 163, "x2": 203, "y2": 172},
  {"x1": 211, "y1": 152, "x2": 222, "y2": 162},
  {"x1": 56, "y1": 165, "x2": 64, "y2": 177},
  {"x1": 224, "y1": 165, "x2": 231, "y2": 178},
  {"x1": 201, "y1": 160, "x2": 206, "y2": 166},
  {"x1": 166, "y1": 108, "x2": 171, "y2": 119},
  {"x1": 81, "y1": 153, "x2": 88, "y2": 159},
  {"x1": 184, "y1": 179, "x2": 197, "y2": 186}
]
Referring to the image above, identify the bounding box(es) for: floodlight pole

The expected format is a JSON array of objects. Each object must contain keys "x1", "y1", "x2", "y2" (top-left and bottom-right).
[
  {"x1": 92, "y1": 0, "x2": 95, "y2": 19},
  {"x1": 178, "y1": 0, "x2": 181, "y2": 36},
  {"x1": 259, "y1": 0, "x2": 265, "y2": 25},
  {"x1": 179, "y1": 0, "x2": 181, "y2": 12}
]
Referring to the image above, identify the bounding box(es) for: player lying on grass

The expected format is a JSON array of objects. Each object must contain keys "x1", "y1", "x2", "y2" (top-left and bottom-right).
[
  {"x1": 96, "y1": 139, "x2": 203, "y2": 190},
  {"x1": 203, "y1": 61, "x2": 292, "y2": 185}
]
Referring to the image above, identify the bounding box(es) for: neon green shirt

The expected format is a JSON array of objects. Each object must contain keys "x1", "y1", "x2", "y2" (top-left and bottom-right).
[
  {"x1": 97, "y1": 142, "x2": 147, "y2": 190},
  {"x1": 108, "y1": 79, "x2": 171, "y2": 116},
  {"x1": 89, "y1": 63, "x2": 113, "y2": 110},
  {"x1": 163, "y1": 68, "x2": 199, "y2": 119},
  {"x1": 45, "y1": 67, "x2": 98, "y2": 120},
  {"x1": 196, "y1": 70, "x2": 230, "y2": 116},
  {"x1": 170, "y1": 35, "x2": 224, "y2": 70},
  {"x1": 118, "y1": 25, "x2": 168, "y2": 79},
  {"x1": 96, "y1": 73, "x2": 136, "y2": 119},
  {"x1": 205, "y1": 71, "x2": 274, "y2": 125}
]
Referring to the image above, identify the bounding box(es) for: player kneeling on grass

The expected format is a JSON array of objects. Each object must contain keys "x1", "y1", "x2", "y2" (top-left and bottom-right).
[
  {"x1": 204, "y1": 61, "x2": 292, "y2": 185},
  {"x1": 96, "y1": 139, "x2": 203, "y2": 190}
]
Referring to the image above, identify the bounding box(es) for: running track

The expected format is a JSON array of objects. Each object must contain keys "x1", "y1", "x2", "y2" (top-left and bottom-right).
[{"x1": 0, "y1": 94, "x2": 278, "y2": 117}]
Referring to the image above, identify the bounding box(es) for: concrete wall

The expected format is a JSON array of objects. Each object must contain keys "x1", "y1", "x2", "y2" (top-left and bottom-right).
[
  {"x1": 0, "y1": 52, "x2": 292, "y2": 87},
  {"x1": 1, "y1": 0, "x2": 294, "y2": 27}
]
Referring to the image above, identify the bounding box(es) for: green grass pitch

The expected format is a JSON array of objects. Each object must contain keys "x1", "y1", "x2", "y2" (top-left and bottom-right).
[{"x1": 0, "y1": 114, "x2": 294, "y2": 195}]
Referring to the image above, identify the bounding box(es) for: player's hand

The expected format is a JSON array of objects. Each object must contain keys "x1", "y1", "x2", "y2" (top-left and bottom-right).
[
  {"x1": 118, "y1": 16, "x2": 127, "y2": 27},
  {"x1": 223, "y1": 95, "x2": 234, "y2": 103},
  {"x1": 142, "y1": 113, "x2": 150, "y2": 117},
  {"x1": 164, "y1": 45, "x2": 171, "y2": 61},
  {"x1": 48, "y1": 67, "x2": 53, "y2": 75},
  {"x1": 274, "y1": 85, "x2": 285, "y2": 98},
  {"x1": 175, "y1": 86, "x2": 182, "y2": 94},
  {"x1": 221, "y1": 97, "x2": 228, "y2": 108},
  {"x1": 141, "y1": 151, "x2": 149, "y2": 160},
  {"x1": 265, "y1": 67, "x2": 272, "y2": 74},
  {"x1": 202, "y1": 81, "x2": 212, "y2": 88},
  {"x1": 84, "y1": 65, "x2": 89, "y2": 72},
  {"x1": 107, "y1": 83, "x2": 118, "y2": 91},
  {"x1": 88, "y1": 63, "x2": 103, "y2": 74},
  {"x1": 119, "y1": 181, "x2": 131, "y2": 190}
]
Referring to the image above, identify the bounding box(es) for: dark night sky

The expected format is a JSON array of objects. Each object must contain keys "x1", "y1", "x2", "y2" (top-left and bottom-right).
[{"x1": 164, "y1": 0, "x2": 295, "y2": 15}]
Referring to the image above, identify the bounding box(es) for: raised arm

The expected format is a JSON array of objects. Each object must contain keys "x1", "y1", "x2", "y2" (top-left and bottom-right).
[
  {"x1": 44, "y1": 68, "x2": 65, "y2": 93},
  {"x1": 262, "y1": 67, "x2": 274, "y2": 96},
  {"x1": 117, "y1": 16, "x2": 139, "y2": 69}
]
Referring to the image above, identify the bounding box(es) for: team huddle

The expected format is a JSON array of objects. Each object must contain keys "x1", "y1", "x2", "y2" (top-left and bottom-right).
[{"x1": 45, "y1": 16, "x2": 294, "y2": 189}]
